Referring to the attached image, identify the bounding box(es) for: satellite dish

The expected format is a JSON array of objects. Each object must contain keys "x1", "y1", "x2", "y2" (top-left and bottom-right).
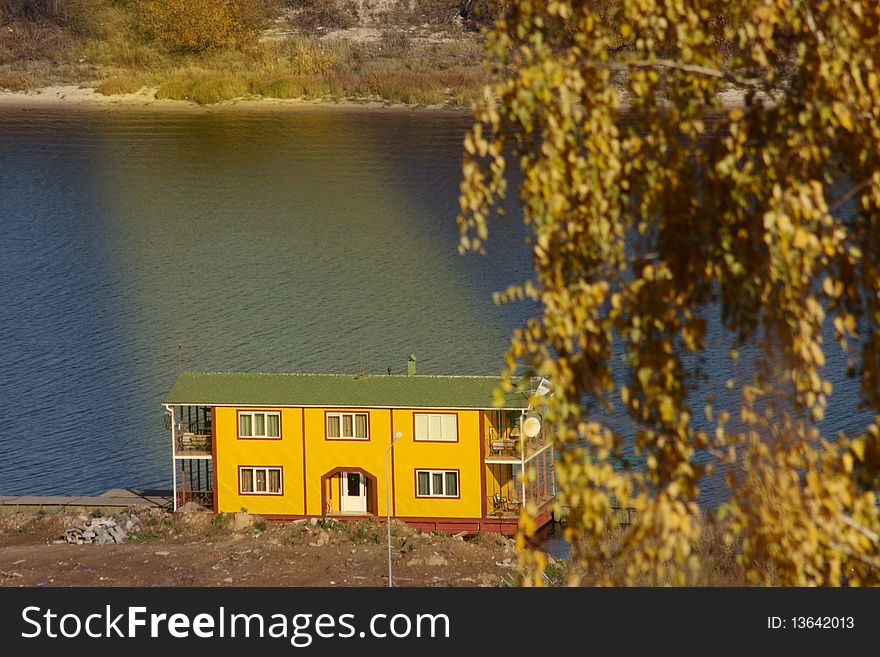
[{"x1": 523, "y1": 416, "x2": 541, "y2": 438}]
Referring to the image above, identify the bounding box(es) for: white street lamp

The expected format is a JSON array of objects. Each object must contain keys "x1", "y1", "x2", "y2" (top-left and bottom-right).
[{"x1": 385, "y1": 430, "x2": 403, "y2": 587}]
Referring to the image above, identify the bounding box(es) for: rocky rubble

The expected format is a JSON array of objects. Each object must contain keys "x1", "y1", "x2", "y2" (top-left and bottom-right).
[
  {"x1": 0, "y1": 509, "x2": 538, "y2": 586},
  {"x1": 61, "y1": 513, "x2": 141, "y2": 545}
]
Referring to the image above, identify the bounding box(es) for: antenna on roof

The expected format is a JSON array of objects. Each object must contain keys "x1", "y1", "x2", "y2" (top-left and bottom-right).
[{"x1": 358, "y1": 345, "x2": 365, "y2": 376}]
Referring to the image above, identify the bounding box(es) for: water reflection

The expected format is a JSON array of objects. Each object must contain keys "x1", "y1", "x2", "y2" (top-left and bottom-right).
[{"x1": 0, "y1": 109, "x2": 532, "y2": 495}]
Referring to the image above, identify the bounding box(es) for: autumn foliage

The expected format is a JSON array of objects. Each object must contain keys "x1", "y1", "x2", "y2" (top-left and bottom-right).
[
  {"x1": 460, "y1": 0, "x2": 880, "y2": 585},
  {"x1": 132, "y1": 0, "x2": 267, "y2": 53}
]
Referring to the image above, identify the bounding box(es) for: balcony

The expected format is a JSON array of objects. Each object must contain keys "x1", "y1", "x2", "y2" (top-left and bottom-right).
[
  {"x1": 485, "y1": 421, "x2": 522, "y2": 462},
  {"x1": 175, "y1": 431, "x2": 212, "y2": 457},
  {"x1": 487, "y1": 493, "x2": 522, "y2": 518},
  {"x1": 486, "y1": 439, "x2": 520, "y2": 461}
]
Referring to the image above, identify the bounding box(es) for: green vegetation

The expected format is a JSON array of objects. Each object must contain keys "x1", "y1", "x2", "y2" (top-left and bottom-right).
[
  {"x1": 129, "y1": 513, "x2": 174, "y2": 542},
  {"x1": 342, "y1": 519, "x2": 383, "y2": 544},
  {"x1": 0, "y1": 0, "x2": 488, "y2": 107},
  {"x1": 317, "y1": 517, "x2": 339, "y2": 530},
  {"x1": 155, "y1": 68, "x2": 250, "y2": 105},
  {"x1": 95, "y1": 74, "x2": 144, "y2": 95},
  {"x1": 210, "y1": 512, "x2": 228, "y2": 532}
]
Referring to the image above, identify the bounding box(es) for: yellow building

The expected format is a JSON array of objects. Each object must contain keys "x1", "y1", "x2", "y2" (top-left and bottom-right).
[{"x1": 163, "y1": 369, "x2": 555, "y2": 534}]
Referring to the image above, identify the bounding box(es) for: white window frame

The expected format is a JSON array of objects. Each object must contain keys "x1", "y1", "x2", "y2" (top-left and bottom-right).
[
  {"x1": 237, "y1": 411, "x2": 281, "y2": 438},
  {"x1": 414, "y1": 413, "x2": 458, "y2": 442},
  {"x1": 239, "y1": 466, "x2": 283, "y2": 495},
  {"x1": 325, "y1": 412, "x2": 370, "y2": 440},
  {"x1": 415, "y1": 469, "x2": 459, "y2": 498}
]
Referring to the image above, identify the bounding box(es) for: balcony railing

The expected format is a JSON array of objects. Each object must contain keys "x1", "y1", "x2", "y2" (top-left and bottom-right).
[
  {"x1": 175, "y1": 432, "x2": 212, "y2": 456},
  {"x1": 487, "y1": 494, "x2": 522, "y2": 517},
  {"x1": 485, "y1": 426, "x2": 521, "y2": 459},
  {"x1": 176, "y1": 490, "x2": 213, "y2": 509}
]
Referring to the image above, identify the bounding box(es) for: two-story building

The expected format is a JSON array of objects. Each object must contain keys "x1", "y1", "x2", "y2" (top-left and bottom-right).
[{"x1": 163, "y1": 369, "x2": 555, "y2": 535}]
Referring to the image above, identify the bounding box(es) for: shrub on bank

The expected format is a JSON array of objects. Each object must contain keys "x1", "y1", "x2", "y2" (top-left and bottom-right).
[
  {"x1": 132, "y1": 0, "x2": 268, "y2": 54},
  {"x1": 95, "y1": 74, "x2": 144, "y2": 95},
  {"x1": 252, "y1": 74, "x2": 307, "y2": 99},
  {"x1": 156, "y1": 69, "x2": 250, "y2": 105},
  {"x1": 0, "y1": 72, "x2": 32, "y2": 90}
]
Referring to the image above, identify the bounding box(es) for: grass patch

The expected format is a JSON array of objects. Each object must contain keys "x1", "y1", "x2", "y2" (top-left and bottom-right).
[
  {"x1": 113, "y1": 35, "x2": 485, "y2": 107},
  {"x1": 542, "y1": 560, "x2": 568, "y2": 586},
  {"x1": 95, "y1": 75, "x2": 145, "y2": 95},
  {"x1": 251, "y1": 74, "x2": 307, "y2": 99},
  {"x1": 342, "y1": 520, "x2": 384, "y2": 544},
  {"x1": 211, "y1": 512, "x2": 227, "y2": 529},
  {"x1": 0, "y1": 72, "x2": 32, "y2": 91},
  {"x1": 75, "y1": 36, "x2": 162, "y2": 70},
  {"x1": 0, "y1": 4, "x2": 488, "y2": 108},
  {"x1": 156, "y1": 69, "x2": 250, "y2": 104},
  {"x1": 128, "y1": 513, "x2": 174, "y2": 542},
  {"x1": 318, "y1": 517, "x2": 339, "y2": 530}
]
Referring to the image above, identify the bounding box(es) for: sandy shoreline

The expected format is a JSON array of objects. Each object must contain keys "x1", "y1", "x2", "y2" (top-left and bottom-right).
[
  {"x1": 0, "y1": 84, "x2": 750, "y2": 115},
  {"x1": 0, "y1": 84, "x2": 473, "y2": 115}
]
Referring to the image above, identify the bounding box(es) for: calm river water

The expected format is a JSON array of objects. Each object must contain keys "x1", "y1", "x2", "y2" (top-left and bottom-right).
[
  {"x1": 0, "y1": 108, "x2": 871, "y2": 508},
  {"x1": 0, "y1": 108, "x2": 532, "y2": 496}
]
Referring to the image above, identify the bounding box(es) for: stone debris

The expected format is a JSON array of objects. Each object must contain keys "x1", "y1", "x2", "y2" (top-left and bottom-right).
[
  {"x1": 230, "y1": 512, "x2": 254, "y2": 532},
  {"x1": 406, "y1": 552, "x2": 449, "y2": 568},
  {"x1": 61, "y1": 513, "x2": 141, "y2": 545},
  {"x1": 309, "y1": 529, "x2": 332, "y2": 547}
]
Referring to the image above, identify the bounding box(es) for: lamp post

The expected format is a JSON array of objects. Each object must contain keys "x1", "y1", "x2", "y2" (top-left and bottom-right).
[{"x1": 385, "y1": 430, "x2": 403, "y2": 588}]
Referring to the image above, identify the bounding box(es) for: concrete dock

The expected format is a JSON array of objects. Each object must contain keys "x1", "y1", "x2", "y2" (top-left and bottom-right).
[{"x1": 0, "y1": 488, "x2": 173, "y2": 514}]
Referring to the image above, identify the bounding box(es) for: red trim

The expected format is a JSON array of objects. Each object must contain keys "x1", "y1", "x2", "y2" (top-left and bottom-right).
[
  {"x1": 250, "y1": 516, "x2": 527, "y2": 537},
  {"x1": 320, "y1": 467, "x2": 378, "y2": 516},
  {"x1": 323, "y1": 410, "x2": 371, "y2": 441},
  {"x1": 414, "y1": 468, "x2": 462, "y2": 499},
  {"x1": 236, "y1": 409, "x2": 283, "y2": 440},
  {"x1": 247, "y1": 504, "x2": 555, "y2": 537},
  {"x1": 412, "y1": 411, "x2": 460, "y2": 443},
  {"x1": 301, "y1": 407, "x2": 307, "y2": 515},
  {"x1": 237, "y1": 465, "x2": 284, "y2": 496},
  {"x1": 211, "y1": 406, "x2": 218, "y2": 514},
  {"x1": 479, "y1": 411, "x2": 486, "y2": 518},
  {"x1": 390, "y1": 409, "x2": 396, "y2": 517}
]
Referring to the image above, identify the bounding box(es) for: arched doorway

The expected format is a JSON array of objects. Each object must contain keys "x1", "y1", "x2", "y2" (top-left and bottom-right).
[{"x1": 320, "y1": 466, "x2": 378, "y2": 516}]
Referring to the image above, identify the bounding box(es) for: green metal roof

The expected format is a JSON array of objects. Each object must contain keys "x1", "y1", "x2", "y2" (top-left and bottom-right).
[{"x1": 163, "y1": 371, "x2": 532, "y2": 409}]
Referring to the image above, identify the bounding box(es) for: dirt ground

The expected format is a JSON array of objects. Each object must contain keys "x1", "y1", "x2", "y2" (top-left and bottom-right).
[{"x1": 0, "y1": 508, "x2": 531, "y2": 587}]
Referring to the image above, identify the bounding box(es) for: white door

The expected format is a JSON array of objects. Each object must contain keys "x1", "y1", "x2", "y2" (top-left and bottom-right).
[{"x1": 340, "y1": 472, "x2": 367, "y2": 514}]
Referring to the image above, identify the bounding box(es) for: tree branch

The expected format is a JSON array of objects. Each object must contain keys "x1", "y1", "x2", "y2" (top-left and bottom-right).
[
  {"x1": 840, "y1": 514, "x2": 880, "y2": 543},
  {"x1": 829, "y1": 178, "x2": 872, "y2": 215},
  {"x1": 831, "y1": 543, "x2": 880, "y2": 570}
]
